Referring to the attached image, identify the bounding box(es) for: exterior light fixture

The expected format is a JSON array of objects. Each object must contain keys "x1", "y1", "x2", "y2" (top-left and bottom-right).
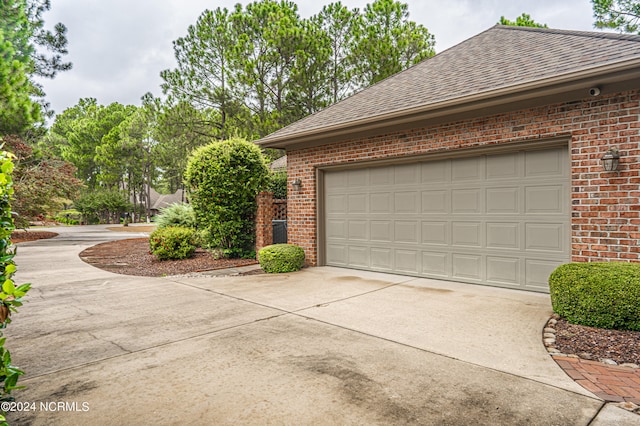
[
  {"x1": 601, "y1": 148, "x2": 620, "y2": 172},
  {"x1": 291, "y1": 178, "x2": 302, "y2": 191}
]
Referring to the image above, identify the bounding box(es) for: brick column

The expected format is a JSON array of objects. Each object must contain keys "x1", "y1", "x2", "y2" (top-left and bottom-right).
[{"x1": 255, "y1": 191, "x2": 274, "y2": 252}]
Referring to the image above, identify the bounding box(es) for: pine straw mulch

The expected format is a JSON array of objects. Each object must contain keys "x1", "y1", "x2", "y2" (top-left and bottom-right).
[
  {"x1": 11, "y1": 230, "x2": 58, "y2": 243},
  {"x1": 79, "y1": 237, "x2": 258, "y2": 277}
]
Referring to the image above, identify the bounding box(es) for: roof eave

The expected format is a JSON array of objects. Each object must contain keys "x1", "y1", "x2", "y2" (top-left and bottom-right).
[{"x1": 257, "y1": 58, "x2": 640, "y2": 149}]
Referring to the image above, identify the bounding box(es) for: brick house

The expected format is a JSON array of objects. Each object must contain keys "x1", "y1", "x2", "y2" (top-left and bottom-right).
[{"x1": 256, "y1": 25, "x2": 640, "y2": 293}]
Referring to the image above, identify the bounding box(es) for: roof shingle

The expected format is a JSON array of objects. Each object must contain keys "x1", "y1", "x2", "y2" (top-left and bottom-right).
[{"x1": 258, "y1": 25, "x2": 640, "y2": 146}]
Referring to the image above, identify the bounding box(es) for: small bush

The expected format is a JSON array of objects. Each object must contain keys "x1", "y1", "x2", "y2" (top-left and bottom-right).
[
  {"x1": 549, "y1": 262, "x2": 640, "y2": 331},
  {"x1": 149, "y1": 226, "x2": 197, "y2": 260},
  {"x1": 154, "y1": 203, "x2": 196, "y2": 229},
  {"x1": 258, "y1": 244, "x2": 305, "y2": 273}
]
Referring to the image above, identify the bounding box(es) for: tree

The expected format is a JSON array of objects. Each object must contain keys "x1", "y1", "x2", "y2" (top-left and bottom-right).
[
  {"x1": 499, "y1": 13, "x2": 548, "y2": 28},
  {"x1": 0, "y1": 0, "x2": 71, "y2": 122},
  {"x1": 48, "y1": 99, "x2": 133, "y2": 189},
  {"x1": 351, "y1": 0, "x2": 435, "y2": 87},
  {"x1": 592, "y1": 0, "x2": 640, "y2": 33},
  {"x1": 1, "y1": 135, "x2": 82, "y2": 227},
  {"x1": 184, "y1": 137, "x2": 269, "y2": 257}
]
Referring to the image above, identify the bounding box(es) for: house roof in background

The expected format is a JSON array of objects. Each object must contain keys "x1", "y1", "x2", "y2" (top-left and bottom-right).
[
  {"x1": 269, "y1": 155, "x2": 287, "y2": 171},
  {"x1": 258, "y1": 25, "x2": 640, "y2": 148}
]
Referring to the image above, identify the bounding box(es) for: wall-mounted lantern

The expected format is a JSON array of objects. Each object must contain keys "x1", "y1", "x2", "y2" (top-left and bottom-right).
[
  {"x1": 601, "y1": 148, "x2": 620, "y2": 172},
  {"x1": 291, "y1": 178, "x2": 302, "y2": 191}
]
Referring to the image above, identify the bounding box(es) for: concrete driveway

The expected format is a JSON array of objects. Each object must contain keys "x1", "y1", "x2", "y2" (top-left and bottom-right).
[{"x1": 5, "y1": 226, "x2": 637, "y2": 425}]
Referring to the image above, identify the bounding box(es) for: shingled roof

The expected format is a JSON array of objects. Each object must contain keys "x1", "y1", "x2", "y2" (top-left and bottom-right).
[{"x1": 258, "y1": 25, "x2": 640, "y2": 148}]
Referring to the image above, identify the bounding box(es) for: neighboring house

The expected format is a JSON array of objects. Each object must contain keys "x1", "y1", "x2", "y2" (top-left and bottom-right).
[
  {"x1": 269, "y1": 155, "x2": 287, "y2": 172},
  {"x1": 257, "y1": 25, "x2": 640, "y2": 293},
  {"x1": 150, "y1": 189, "x2": 185, "y2": 216}
]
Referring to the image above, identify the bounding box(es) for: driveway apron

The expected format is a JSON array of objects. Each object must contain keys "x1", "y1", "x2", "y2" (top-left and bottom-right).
[{"x1": 5, "y1": 226, "x2": 634, "y2": 425}]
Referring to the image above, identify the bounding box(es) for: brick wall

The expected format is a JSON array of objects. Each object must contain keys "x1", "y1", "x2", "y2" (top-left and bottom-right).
[
  {"x1": 255, "y1": 191, "x2": 274, "y2": 252},
  {"x1": 286, "y1": 90, "x2": 640, "y2": 266}
]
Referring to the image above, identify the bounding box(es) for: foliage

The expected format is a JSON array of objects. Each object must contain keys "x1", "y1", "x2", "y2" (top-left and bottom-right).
[
  {"x1": 184, "y1": 137, "x2": 269, "y2": 257},
  {"x1": 74, "y1": 189, "x2": 132, "y2": 224},
  {"x1": 0, "y1": 149, "x2": 31, "y2": 423},
  {"x1": 258, "y1": 244, "x2": 305, "y2": 273},
  {"x1": 592, "y1": 0, "x2": 640, "y2": 33},
  {"x1": 53, "y1": 209, "x2": 80, "y2": 225},
  {"x1": 267, "y1": 171, "x2": 287, "y2": 199},
  {"x1": 1, "y1": 135, "x2": 82, "y2": 228},
  {"x1": 0, "y1": 0, "x2": 71, "y2": 132},
  {"x1": 498, "y1": 13, "x2": 548, "y2": 28},
  {"x1": 160, "y1": 0, "x2": 434, "y2": 137},
  {"x1": 154, "y1": 203, "x2": 196, "y2": 230},
  {"x1": 549, "y1": 262, "x2": 640, "y2": 331},
  {"x1": 351, "y1": 0, "x2": 435, "y2": 87},
  {"x1": 149, "y1": 226, "x2": 197, "y2": 260}
]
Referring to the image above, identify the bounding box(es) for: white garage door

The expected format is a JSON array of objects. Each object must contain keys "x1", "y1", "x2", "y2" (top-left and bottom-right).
[{"x1": 323, "y1": 146, "x2": 570, "y2": 292}]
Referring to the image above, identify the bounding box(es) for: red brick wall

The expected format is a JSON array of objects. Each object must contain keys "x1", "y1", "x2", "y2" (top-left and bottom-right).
[
  {"x1": 255, "y1": 191, "x2": 274, "y2": 252},
  {"x1": 286, "y1": 90, "x2": 640, "y2": 266}
]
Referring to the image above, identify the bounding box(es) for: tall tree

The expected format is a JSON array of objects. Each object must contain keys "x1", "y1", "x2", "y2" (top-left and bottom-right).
[
  {"x1": 314, "y1": 2, "x2": 359, "y2": 104},
  {"x1": 592, "y1": 0, "x2": 640, "y2": 33},
  {"x1": 160, "y1": 7, "x2": 242, "y2": 139},
  {"x1": 499, "y1": 13, "x2": 548, "y2": 28},
  {"x1": 351, "y1": 0, "x2": 435, "y2": 87},
  {"x1": 0, "y1": 0, "x2": 71, "y2": 123}
]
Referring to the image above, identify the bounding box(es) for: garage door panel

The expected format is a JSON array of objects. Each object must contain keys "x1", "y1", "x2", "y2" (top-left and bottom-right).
[
  {"x1": 324, "y1": 146, "x2": 569, "y2": 292},
  {"x1": 526, "y1": 259, "x2": 563, "y2": 291},
  {"x1": 371, "y1": 192, "x2": 392, "y2": 213},
  {"x1": 525, "y1": 223, "x2": 565, "y2": 252},
  {"x1": 525, "y1": 185, "x2": 564, "y2": 214},
  {"x1": 421, "y1": 160, "x2": 449, "y2": 183},
  {"x1": 371, "y1": 220, "x2": 393, "y2": 242},
  {"x1": 348, "y1": 194, "x2": 368, "y2": 213},
  {"x1": 395, "y1": 191, "x2": 419, "y2": 213},
  {"x1": 371, "y1": 248, "x2": 393, "y2": 270},
  {"x1": 452, "y1": 222, "x2": 482, "y2": 247},
  {"x1": 525, "y1": 148, "x2": 565, "y2": 177},
  {"x1": 348, "y1": 246, "x2": 369, "y2": 267},
  {"x1": 395, "y1": 164, "x2": 419, "y2": 184},
  {"x1": 422, "y1": 190, "x2": 449, "y2": 213},
  {"x1": 486, "y1": 222, "x2": 519, "y2": 249},
  {"x1": 452, "y1": 189, "x2": 481, "y2": 213},
  {"x1": 422, "y1": 251, "x2": 449, "y2": 277},
  {"x1": 486, "y1": 256, "x2": 520, "y2": 285},
  {"x1": 327, "y1": 219, "x2": 347, "y2": 239},
  {"x1": 395, "y1": 249, "x2": 419, "y2": 273},
  {"x1": 453, "y1": 157, "x2": 482, "y2": 181},
  {"x1": 487, "y1": 153, "x2": 519, "y2": 179},
  {"x1": 452, "y1": 254, "x2": 483, "y2": 281},
  {"x1": 486, "y1": 187, "x2": 519, "y2": 213},
  {"x1": 347, "y1": 169, "x2": 368, "y2": 187},
  {"x1": 421, "y1": 221, "x2": 448, "y2": 245}
]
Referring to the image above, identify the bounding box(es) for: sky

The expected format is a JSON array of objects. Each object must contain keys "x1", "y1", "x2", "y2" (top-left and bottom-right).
[{"x1": 36, "y1": 0, "x2": 601, "y2": 119}]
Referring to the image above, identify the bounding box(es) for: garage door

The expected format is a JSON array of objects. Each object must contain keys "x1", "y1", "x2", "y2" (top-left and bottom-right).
[{"x1": 323, "y1": 146, "x2": 570, "y2": 292}]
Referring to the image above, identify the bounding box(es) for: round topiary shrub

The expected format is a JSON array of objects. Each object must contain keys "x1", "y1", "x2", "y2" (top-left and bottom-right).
[
  {"x1": 258, "y1": 244, "x2": 305, "y2": 273},
  {"x1": 149, "y1": 226, "x2": 197, "y2": 261},
  {"x1": 549, "y1": 262, "x2": 640, "y2": 331}
]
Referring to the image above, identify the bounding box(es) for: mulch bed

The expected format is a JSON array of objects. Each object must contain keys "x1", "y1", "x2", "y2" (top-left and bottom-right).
[
  {"x1": 79, "y1": 238, "x2": 258, "y2": 277},
  {"x1": 11, "y1": 230, "x2": 58, "y2": 243},
  {"x1": 554, "y1": 318, "x2": 640, "y2": 365}
]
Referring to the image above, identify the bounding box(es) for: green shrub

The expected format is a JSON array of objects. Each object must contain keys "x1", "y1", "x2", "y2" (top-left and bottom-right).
[
  {"x1": 149, "y1": 226, "x2": 197, "y2": 260},
  {"x1": 258, "y1": 244, "x2": 305, "y2": 273},
  {"x1": 267, "y1": 171, "x2": 287, "y2": 199},
  {"x1": 184, "y1": 138, "x2": 269, "y2": 258},
  {"x1": 549, "y1": 262, "x2": 640, "y2": 331},
  {"x1": 154, "y1": 203, "x2": 196, "y2": 229}
]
